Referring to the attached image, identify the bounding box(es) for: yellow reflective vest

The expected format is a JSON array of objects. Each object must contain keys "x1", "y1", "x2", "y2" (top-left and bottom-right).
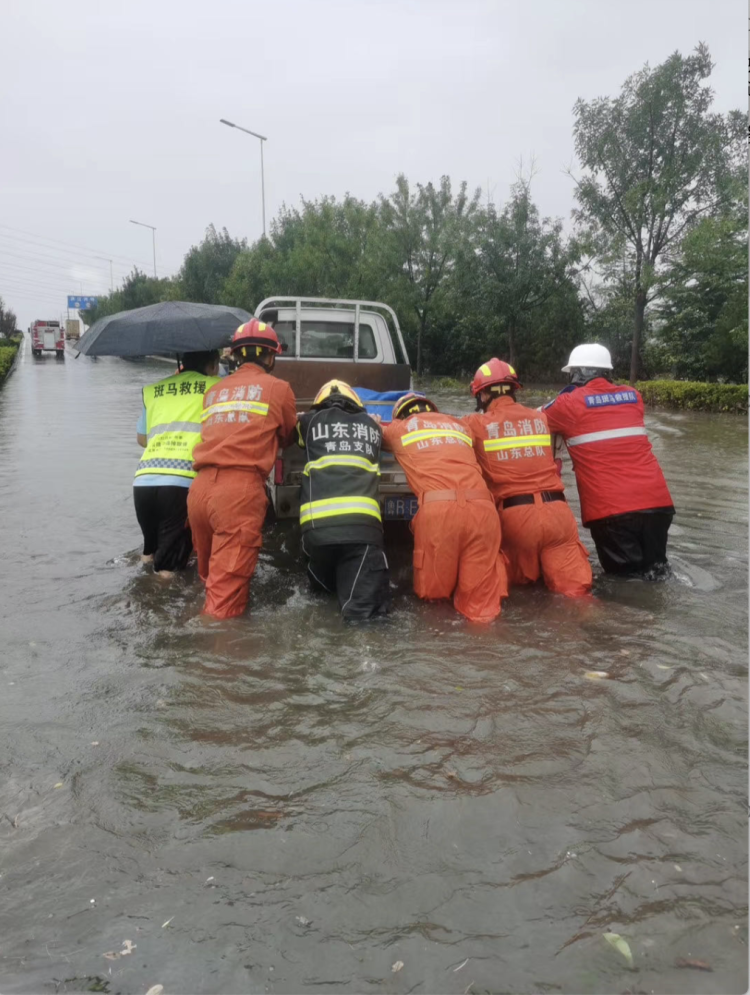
[{"x1": 135, "y1": 370, "x2": 221, "y2": 480}]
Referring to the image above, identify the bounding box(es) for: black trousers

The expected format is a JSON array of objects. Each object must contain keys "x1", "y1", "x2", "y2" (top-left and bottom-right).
[
  {"x1": 133, "y1": 485, "x2": 193, "y2": 572},
  {"x1": 304, "y1": 541, "x2": 391, "y2": 619},
  {"x1": 589, "y1": 509, "x2": 674, "y2": 578}
]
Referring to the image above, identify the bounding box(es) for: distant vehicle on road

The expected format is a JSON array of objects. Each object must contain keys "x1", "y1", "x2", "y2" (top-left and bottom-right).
[{"x1": 29, "y1": 320, "x2": 65, "y2": 359}]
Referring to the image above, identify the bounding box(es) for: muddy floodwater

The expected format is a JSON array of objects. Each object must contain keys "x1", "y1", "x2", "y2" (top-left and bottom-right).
[{"x1": 0, "y1": 344, "x2": 747, "y2": 995}]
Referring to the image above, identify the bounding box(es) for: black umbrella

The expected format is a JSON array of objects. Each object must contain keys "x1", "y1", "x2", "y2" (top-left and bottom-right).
[{"x1": 76, "y1": 301, "x2": 253, "y2": 357}]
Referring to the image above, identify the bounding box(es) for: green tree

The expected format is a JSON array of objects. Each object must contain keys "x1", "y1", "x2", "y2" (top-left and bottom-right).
[
  {"x1": 652, "y1": 190, "x2": 748, "y2": 381},
  {"x1": 178, "y1": 224, "x2": 246, "y2": 304},
  {"x1": 81, "y1": 269, "x2": 177, "y2": 326},
  {"x1": 570, "y1": 43, "x2": 745, "y2": 382},
  {"x1": 377, "y1": 175, "x2": 479, "y2": 375},
  {"x1": 575, "y1": 238, "x2": 646, "y2": 377},
  {"x1": 220, "y1": 238, "x2": 278, "y2": 312},
  {"x1": 0, "y1": 296, "x2": 18, "y2": 338},
  {"x1": 474, "y1": 172, "x2": 576, "y2": 369},
  {"x1": 221, "y1": 195, "x2": 381, "y2": 311},
  {"x1": 272, "y1": 196, "x2": 380, "y2": 298}
]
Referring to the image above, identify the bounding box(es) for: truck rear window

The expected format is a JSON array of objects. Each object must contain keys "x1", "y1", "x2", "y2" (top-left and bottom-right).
[{"x1": 273, "y1": 320, "x2": 377, "y2": 359}]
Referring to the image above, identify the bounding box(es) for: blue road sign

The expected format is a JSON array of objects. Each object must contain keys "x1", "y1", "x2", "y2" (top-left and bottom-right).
[{"x1": 67, "y1": 296, "x2": 99, "y2": 310}]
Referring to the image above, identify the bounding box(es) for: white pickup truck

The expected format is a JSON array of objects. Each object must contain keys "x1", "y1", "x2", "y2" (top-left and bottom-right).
[{"x1": 254, "y1": 296, "x2": 417, "y2": 521}]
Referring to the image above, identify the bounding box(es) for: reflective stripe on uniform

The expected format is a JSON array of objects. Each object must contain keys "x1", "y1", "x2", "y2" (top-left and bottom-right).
[
  {"x1": 402, "y1": 428, "x2": 472, "y2": 447},
  {"x1": 147, "y1": 420, "x2": 202, "y2": 441},
  {"x1": 137, "y1": 458, "x2": 194, "y2": 472},
  {"x1": 202, "y1": 400, "x2": 269, "y2": 421},
  {"x1": 303, "y1": 455, "x2": 380, "y2": 476},
  {"x1": 566, "y1": 426, "x2": 648, "y2": 447},
  {"x1": 299, "y1": 496, "x2": 382, "y2": 524},
  {"x1": 483, "y1": 433, "x2": 551, "y2": 451}
]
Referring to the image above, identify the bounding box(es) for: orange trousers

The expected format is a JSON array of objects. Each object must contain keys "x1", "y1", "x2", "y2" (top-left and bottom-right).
[
  {"x1": 499, "y1": 496, "x2": 592, "y2": 597},
  {"x1": 187, "y1": 467, "x2": 266, "y2": 619},
  {"x1": 412, "y1": 492, "x2": 508, "y2": 623}
]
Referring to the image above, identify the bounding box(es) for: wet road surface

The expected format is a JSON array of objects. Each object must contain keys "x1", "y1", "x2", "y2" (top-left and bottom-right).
[{"x1": 0, "y1": 344, "x2": 747, "y2": 994}]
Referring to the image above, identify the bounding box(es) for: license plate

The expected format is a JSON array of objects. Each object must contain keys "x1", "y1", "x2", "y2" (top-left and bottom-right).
[{"x1": 383, "y1": 496, "x2": 419, "y2": 520}]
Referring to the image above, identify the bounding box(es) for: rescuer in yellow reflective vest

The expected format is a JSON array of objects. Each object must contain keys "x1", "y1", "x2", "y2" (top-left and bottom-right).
[
  {"x1": 134, "y1": 351, "x2": 221, "y2": 576},
  {"x1": 296, "y1": 380, "x2": 391, "y2": 619}
]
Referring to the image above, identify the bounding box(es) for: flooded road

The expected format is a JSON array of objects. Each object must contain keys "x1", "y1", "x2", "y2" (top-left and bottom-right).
[{"x1": 0, "y1": 343, "x2": 746, "y2": 995}]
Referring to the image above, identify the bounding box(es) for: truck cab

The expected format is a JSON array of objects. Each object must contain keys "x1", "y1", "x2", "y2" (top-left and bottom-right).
[{"x1": 254, "y1": 297, "x2": 417, "y2": 521}]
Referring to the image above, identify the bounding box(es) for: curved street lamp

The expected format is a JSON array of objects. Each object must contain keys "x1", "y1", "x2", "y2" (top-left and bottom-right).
[{"x1": 220, "y1": 118, "x2": 267, "y2": 237}]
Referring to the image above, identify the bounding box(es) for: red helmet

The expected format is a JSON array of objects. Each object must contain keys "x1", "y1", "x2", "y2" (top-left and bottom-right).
[
  {"x1": 470, "y1": 357, "x2": 522, "y2": 396},
  {"x1": 392, "y1": 391, "x2": 439, "y2": 420},
  {"x1": 230, "y1": 318, "x2": 284, "y2": 355}
]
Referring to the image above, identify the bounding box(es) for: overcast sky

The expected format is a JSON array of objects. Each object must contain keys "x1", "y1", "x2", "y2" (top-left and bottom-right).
[{"x1": 1, "y1": 0, "x2": 744, "y2": 328}]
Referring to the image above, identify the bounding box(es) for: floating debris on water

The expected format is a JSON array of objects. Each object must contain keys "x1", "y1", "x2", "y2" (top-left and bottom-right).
[
  {"x1": 675, "y1": 957, "x2": 712, "y2": 971},
  {"x1": 585, "y1": 671, "x2": 609, "y2": 680},
  {"x1": 392, "y1": 960, "x2": 404, "y2": 972},
  {"x1": 603, "y1": 932, "x2": 634, "y2": 968},
  {"x1": 102, "y1": 939, "x2": 135, "y2": 960}
]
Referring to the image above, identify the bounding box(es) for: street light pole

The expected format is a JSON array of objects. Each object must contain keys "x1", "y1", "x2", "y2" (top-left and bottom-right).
[
  {"x1": 129, "y1": 219, "x2": 157, "y2": 277},
  {"x1": 220, "y1": 118, "x2": 267, "y2": 237}
]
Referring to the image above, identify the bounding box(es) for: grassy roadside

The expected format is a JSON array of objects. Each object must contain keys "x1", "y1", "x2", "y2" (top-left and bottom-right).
[
  {"x1": 636, "y1": 380, "x2": 748, "y2": 414},
  {"x1": 0, "y1": 336, "x2": 21, "y2": 384},
  {"x1": 420, "y1": 375, "x2": 748, "y2": 414}
]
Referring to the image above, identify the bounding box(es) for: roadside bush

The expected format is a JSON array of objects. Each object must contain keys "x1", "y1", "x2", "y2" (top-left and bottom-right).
[
  {"x1": 0, "y1": 343, "x2": 19, "y2": 382},
  {"x1": 636, "y1": 379, "x2": 748, "y2": 413},
  {"x1": 426, "y1": 376, "x2": 467, "y2": 390}
]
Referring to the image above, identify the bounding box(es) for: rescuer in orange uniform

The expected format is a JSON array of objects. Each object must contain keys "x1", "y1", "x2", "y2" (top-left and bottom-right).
[
  {"x1": 462, "y1": 359, "x2": 592, "y2": 597},
  {"x1": 188, "y1": 320, "x2": 297, "y2": 619},
  {"x1": 381, "y1": 392, "x2": 507, "y2": 622}
]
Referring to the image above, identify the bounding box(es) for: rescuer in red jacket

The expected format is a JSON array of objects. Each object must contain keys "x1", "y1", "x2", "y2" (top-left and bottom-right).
[
  {"x1": 543, "y1": 344, "x2": 674, "y2": 577},
  {"x1": 462, "y1": 358, "x2": 592, "y2": 597},
  {"x1": 188, "y1": 320, "x2": 297, "y2": 618},
  {"x1": 381, "y1": 392, "x2": 507, "y2": 623}
]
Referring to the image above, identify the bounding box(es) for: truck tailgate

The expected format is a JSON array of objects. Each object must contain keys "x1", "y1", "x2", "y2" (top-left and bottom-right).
[{"x1": 272, "y1": 446, "x2": 415, "y2": 520}]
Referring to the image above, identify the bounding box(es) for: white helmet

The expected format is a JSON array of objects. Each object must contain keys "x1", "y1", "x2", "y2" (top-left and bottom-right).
[{"x1": 562, "y1": 343, "x2": 613, "y2": 373}]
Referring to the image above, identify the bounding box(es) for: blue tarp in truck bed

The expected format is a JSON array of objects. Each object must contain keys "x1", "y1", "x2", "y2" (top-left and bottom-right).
[{"x1": 354, "y1": 388, "x2": 408, "y2": 423}]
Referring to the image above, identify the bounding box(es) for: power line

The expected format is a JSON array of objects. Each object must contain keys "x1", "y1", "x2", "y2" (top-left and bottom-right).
[
  {"x1": 1, "y1": 287, "x2": 72, "y2": 306},
  {"x1": 0, "y1": 259, "x2": 106, "y2": 287},
  {"x1": 0, "y1": 223, "x2": 155, "y2": 269},
  {"x1": 0, "y1": 270, "x2": 85, "y2": 294},
  {"x1": 0, "y1": 268, "x2": 87, "y2": 295},
  {"x1": 1, "y1": 271, "x2": 74, "y2": 292},
  {"x1": 0, "y1": 237, "x2": 143, "y2": 276},
  {"x1": 0, "y1": 289, "x2": 67, "y2": 307},
  {"x1": 0, "y1": 240, "x2": 136, "y2": 277},
  {"x1": 0, "y1": 256, "x2": 114, "y2": 288}
]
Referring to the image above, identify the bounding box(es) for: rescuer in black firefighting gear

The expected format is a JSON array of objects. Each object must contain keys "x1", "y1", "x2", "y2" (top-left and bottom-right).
[{"x1": 296, "y1": 380, "x2": 391, "y2": 619}]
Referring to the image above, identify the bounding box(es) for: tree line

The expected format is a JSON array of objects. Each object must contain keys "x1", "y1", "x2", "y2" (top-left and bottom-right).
[
  {"x1": 0, "y1": 298, "x2": 19, "y2": 340},
  {"x1": 81, "y1": 45, "x2": 746, "y2": 384}
]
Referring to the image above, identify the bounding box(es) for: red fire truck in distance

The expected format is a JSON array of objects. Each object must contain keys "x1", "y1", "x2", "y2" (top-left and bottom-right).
[{"x1": 29, "y1": 320, "x2": 65, "y2": 359}]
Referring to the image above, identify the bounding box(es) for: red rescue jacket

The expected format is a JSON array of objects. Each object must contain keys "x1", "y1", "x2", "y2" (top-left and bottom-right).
[{"x1": 543, "y1": 378, "x2": 673, "y2": 525}]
